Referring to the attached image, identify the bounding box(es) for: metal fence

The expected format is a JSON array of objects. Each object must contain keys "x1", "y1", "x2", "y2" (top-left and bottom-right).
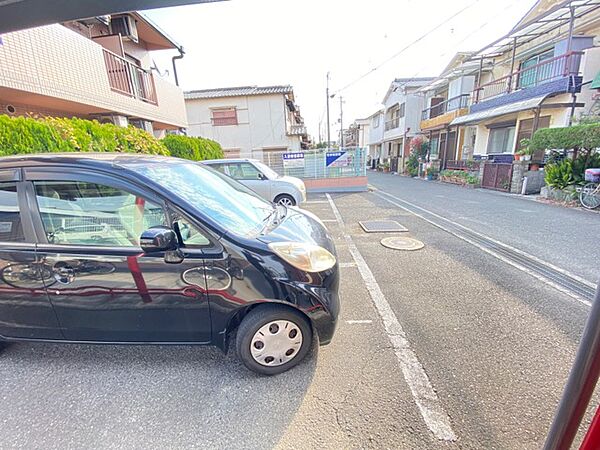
[{"x1": 250, "y1": 148, "x2": 367, "y2": 180}]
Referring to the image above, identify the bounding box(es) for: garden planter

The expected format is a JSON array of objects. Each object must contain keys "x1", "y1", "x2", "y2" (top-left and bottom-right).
[{"x1": 514, "y1": 154, "x2": 521, "y2": 161}]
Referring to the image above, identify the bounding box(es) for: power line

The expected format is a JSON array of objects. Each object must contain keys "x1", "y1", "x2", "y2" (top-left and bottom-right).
[{"x1": 333, "y1": 0, "x2": 483, "y2": 95}]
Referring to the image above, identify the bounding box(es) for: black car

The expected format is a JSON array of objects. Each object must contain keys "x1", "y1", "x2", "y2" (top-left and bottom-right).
[{"x1": 0, "y1": 154, "x2": 339, "y2": 375}]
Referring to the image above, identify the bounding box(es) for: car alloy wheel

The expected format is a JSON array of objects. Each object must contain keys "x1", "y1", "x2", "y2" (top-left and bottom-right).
[
  {"x1": 276, "y1": 195, "x2": 295, "y2": 207},
  {"x1": 250, "y1": 320, "x2": 303, "y2": 366}
]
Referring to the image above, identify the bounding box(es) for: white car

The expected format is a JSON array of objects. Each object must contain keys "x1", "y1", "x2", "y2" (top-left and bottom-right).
[{"x1": 203, "y1": 158, "x2": 306, "y2": 206}]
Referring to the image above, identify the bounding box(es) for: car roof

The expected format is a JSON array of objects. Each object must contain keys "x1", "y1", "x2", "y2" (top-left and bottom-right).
[
  {"x1": 203, "y1": 158, "x2": 259, "y2": 164},
  {"x1": 0, "y1": 152, "x2": 180, "y2": 169}
]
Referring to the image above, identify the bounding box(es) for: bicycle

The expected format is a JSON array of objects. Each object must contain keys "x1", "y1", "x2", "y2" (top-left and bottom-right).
[{"x1": 579, "y1": 168, "x2": 600, "y2": 210}]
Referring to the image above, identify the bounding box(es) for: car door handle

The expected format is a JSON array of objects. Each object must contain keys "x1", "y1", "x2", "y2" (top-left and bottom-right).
[{"x1": 53, "y1": 264, "x2": 75, "y2": 285}]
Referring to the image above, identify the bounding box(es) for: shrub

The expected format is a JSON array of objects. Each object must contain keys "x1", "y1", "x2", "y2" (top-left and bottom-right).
[
  {"x1": 530, "y1": 123, "x2": 600, "y2": 153},
  {"x1": 162, "y1": 134, "x2": 224, "y2": 161},
  {"x1": 0, "y1": 115, "x2": 169, "y2": 156},
  {"x1": 545, "y1": 160, "x2": 574, "y2": 189}
]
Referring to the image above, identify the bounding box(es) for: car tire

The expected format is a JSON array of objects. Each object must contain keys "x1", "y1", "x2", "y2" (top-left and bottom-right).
[
  {"x1": 236, "y1": 305, "x2": 312, "y2": 375},
  {"x1": 274, "y1": 194, "x2": 296, "y2": 207}
]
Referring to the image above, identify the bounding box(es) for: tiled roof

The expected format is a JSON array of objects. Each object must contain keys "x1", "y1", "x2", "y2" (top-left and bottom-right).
[{"x1": 184, "y1": 85, "x2": 293, "y2": 100}]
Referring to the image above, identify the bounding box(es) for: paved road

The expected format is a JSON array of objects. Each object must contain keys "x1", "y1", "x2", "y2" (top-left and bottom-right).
[
  {"x1": 0, "y1": 188, "x2": 597, "y2": 449},
  {"x1": 368, "y1": 171, "x2": 600, "y2": 284}
]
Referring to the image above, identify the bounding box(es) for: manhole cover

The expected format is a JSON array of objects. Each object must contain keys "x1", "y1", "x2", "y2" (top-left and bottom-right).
[
  {"x1": 359, "y1": 220, "x2": 408, "y2": 233},
  {"x1": 380, "y1": 237, "x2": 424, "y2": 251}
]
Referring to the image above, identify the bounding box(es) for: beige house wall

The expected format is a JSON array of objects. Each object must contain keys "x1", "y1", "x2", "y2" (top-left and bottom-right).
[{"x1": 0, "y1": 24, "x2": 186, "y2": 129}]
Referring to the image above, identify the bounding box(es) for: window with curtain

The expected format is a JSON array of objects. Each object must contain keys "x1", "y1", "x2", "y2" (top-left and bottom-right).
[{"x1": 487, "y1": 126, "x2": 516, "y2": 154}]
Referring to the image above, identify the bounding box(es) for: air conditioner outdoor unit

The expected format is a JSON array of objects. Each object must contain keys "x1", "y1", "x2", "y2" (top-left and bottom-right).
[
  {"x1": 78, "y1": 16, "x2": 111, "y2": 27},
  {"x1": 89, "y1": 114, "x2": 129, "y2": 128},
  {"x1": 111, "y1": 15, "x2": 138, "y2": 43}
]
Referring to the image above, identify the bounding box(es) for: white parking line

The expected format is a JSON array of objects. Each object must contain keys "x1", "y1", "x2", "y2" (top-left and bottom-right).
[
  {"x1": 326, "y1": 194, "x2": 457, "y2": 442},
  {"x1": 374, "y1": 190, "x2": 594, "y2": 308},
  {"x1": 338, "y1": 262, "x2": 357, "y2": 268},
  {"x1": 345, "y1": 319, "x2": 373, "y2": 324}
]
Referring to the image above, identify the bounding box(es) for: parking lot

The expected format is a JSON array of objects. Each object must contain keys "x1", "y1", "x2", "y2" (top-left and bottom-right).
[{"x1": 0, "y1": 187, "x2": 597, "y2": 449}]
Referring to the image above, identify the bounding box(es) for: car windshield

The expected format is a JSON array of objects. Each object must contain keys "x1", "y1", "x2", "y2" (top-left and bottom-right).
[
  {"x1": 253, "y1": 161, "x2": 280, "y2": 180},
  {"x1": 134, "y1": 161, "x2": 274, "y2": 237}
]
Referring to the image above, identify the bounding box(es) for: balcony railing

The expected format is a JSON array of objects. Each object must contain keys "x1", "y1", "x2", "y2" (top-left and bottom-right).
[
  {"x1": 385, "y1": 117, "x2": 400, "y2": 131},
  {"x1": 288, "y1": 124, "x2": 307, "y2": 136},
  {"x1": 103, "y1": 49, "x2": 158, "y2": 105},
  {"x1": 473, "y1": 51, "x2": 583, "y2": 104},
  {"x1": 422, "y1": 94, "x2": 470, "y2": 121}
]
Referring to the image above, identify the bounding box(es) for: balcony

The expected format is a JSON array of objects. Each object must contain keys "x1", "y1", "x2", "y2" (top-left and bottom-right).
[
  {"x1": 472, "y1": 52, "x2": 583, "y2": 109},
  {"x1": 385, "y1": 117, "x2": 399, "y2": 131},
  {"x1": 421, "y1": 94, "x2": 470, "y2": 120},
  {"x1": 103, "y1": 49, "x2": 158, "y2": 105}
]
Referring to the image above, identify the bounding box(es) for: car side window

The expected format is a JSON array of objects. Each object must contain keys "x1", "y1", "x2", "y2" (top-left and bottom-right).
[
  {"x1": 0, "y1": 182, "x2": 25, "y2": 242},
  {"x1": 33, "y1": 181, "x2": 167, "y2": 247},
  {"x1": 210, "y1": 163, "x2": 227, "y2": 175},
  {"x1": 171, "y1": 212, "x2": 210, "y2": 247},
  {"x1": 229, "y1": 163, "x2": 261, "y2": 180}
]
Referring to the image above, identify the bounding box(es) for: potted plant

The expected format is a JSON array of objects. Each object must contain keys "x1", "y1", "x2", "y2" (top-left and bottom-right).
[
  {"x1": 518, "y1": 139, "x2": 532, "y2": 161},
  {"x1": 383, "y1": 162, "x2": 390, "y2": 172}
]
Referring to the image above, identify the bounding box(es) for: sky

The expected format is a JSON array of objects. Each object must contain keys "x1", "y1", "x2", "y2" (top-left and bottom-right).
[{"x1": 146, "y1": 0, "x2": 537, "y2": 141}]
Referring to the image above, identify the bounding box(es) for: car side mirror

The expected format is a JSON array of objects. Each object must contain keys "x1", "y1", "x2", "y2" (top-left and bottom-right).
[
  {"x1": 140, "y1": 226, "x2": 178, "y2": 253},
  {"x1": 257, "y1": 173, "x2": 266, "y2": 180}
]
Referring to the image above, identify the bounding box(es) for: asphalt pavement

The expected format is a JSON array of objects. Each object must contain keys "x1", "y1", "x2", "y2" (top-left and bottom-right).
[{"x1": 0, "y1": 181, "x2": 598, "y2": 449}]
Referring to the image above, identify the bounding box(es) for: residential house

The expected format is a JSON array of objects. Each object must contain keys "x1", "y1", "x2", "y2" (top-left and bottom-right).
[
  {"x1": 382, "y1": 78, "x2": 435, "y2": 173},
  {"x1": 343, "y1": 118, "x2": 370, "y2": 148},
  {"x1": 418, "y1": 52, "x2": 488, "y2": 168},
  {"x1": 367, "y1": 109, "x2": 384, "y2": 167},
  {"x1": 451, "y1": 0, "x2": 600, "y2": 165},
  {"x1": 184, "y1": 85, "x2": 309, "y2": 159},
  {"x1": 0, "y1": 13, "x2": 187, "y2": 135}
]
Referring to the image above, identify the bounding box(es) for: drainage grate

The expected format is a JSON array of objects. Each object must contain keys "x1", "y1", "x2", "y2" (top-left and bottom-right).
[
  {"x1": 381, "y1": 237, "x2": 424, "y2": 251},
  {"x1": 359, "y1": 220, "x2": 408, "y2": 233}
]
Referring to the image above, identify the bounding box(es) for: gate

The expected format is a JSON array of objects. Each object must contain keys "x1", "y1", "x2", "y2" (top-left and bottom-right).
[
  {"x1": 390, "y1": 156, "x2": 399, "y2": 173},
  {"x1": 481, "y1": 163, "x2": 513, "y2": 191}
]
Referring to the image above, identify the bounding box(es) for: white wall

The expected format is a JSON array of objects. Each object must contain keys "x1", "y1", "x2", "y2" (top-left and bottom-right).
[{"x1": 185, "y1": 93, "x2": 299, "y2": 156}]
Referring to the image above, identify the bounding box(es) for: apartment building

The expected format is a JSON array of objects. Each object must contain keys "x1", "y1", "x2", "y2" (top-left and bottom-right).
[
  {"x1": 382, "y1": 78, "x2": 434, "y2": 172},
  {"x1": 0, "y1": 13, "x2": 187, "y2": 134},
  {"x1": 184, "y1": 85, "x2": 309, "y2": 159}
]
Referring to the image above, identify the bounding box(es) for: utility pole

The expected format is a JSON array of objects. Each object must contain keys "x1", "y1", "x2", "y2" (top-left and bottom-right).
[
  {"x1": 339, "y1": 95, "x2": 344, "y2": 149},
  {"x1": 326, "y1": 72, "x2": 331, "y2": 149}
]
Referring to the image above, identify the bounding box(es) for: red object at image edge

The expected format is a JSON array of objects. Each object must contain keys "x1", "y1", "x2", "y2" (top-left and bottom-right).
[{"x1": 580, "y1": 405, "x2": 600, "y2": 450}]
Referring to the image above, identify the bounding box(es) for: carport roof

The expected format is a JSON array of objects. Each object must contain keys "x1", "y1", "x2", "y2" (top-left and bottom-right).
[
  {"x1": 449, "y1": 96, "x2": 548, "y2": 126},
  {"x1": 0, "y1": 0, "x2": 226, "y2": 34}
]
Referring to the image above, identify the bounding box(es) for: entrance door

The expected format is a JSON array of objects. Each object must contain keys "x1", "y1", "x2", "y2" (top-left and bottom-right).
[
  {"x1": 26, "y1": 171, "x2": 212, "y2": 343},
  {"x1": 0, "y1": 173, "x2": 61, "y2": 339}
]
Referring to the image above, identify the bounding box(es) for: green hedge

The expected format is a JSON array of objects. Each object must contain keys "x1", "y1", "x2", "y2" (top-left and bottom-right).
[
  {"x1": 0, "y1": 115, "x2": 169, "y2": 156},
  {"x1": 162, "y1": 134, "x2": 223, "y2": 161},
  {"x1": 0, "y1": 115, "x2": 224, "y2": 161},
  {"x1": 530, "y1": 123, "x2": 600, "y2": 151}
]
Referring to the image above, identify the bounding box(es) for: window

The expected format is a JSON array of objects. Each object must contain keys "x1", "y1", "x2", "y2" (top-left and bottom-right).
[
  {"x1": 515, "y1": 116, "x2": 550, "y2": 151},
  {"x1": 487, "y1": 126, "x2": 516, "y2": 154},
  {"x1": 518, "y1": 50, "x2": 554, "y2": 89},
  {"x1": 135, "y1": 162, "x2": 273, "y2": 238},
  {"x1": 226, "y1": 163, "x2": 262, "y2": 180},
  {"x1": 34, "y1": 181, "x2": 167, "y2": 247},
  {"x1": 398, "y1": 103, "x2": 405, "y2": 118},
  {"x1": 373, "y1": 115, "x2": 380, "y2": 128},
  {"x1": 430, "y1": 137, "x2": 440, "y2": 159},
  {"x1": 212, "y1": 108, "x2": 238, "y2": 126},
  {"x1": 171, "y1": 212, "x2": 210, "y2": 247},
  {"x1": 0, "y1": 183, "x2": 24, "y2": 242}
]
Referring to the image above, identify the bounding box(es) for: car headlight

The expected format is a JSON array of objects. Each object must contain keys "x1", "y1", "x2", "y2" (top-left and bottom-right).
[{"x1": 268, "y1": 242, "x2": 336, "y2": 273}]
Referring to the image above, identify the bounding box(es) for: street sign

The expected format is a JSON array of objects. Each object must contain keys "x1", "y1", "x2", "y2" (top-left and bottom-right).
[
  {"x1": 282, "y1": 152, "x2": 305, "y2": 168},
  {"x1": 326, "y1": 151, "x2": 351, "y2": 167}
]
